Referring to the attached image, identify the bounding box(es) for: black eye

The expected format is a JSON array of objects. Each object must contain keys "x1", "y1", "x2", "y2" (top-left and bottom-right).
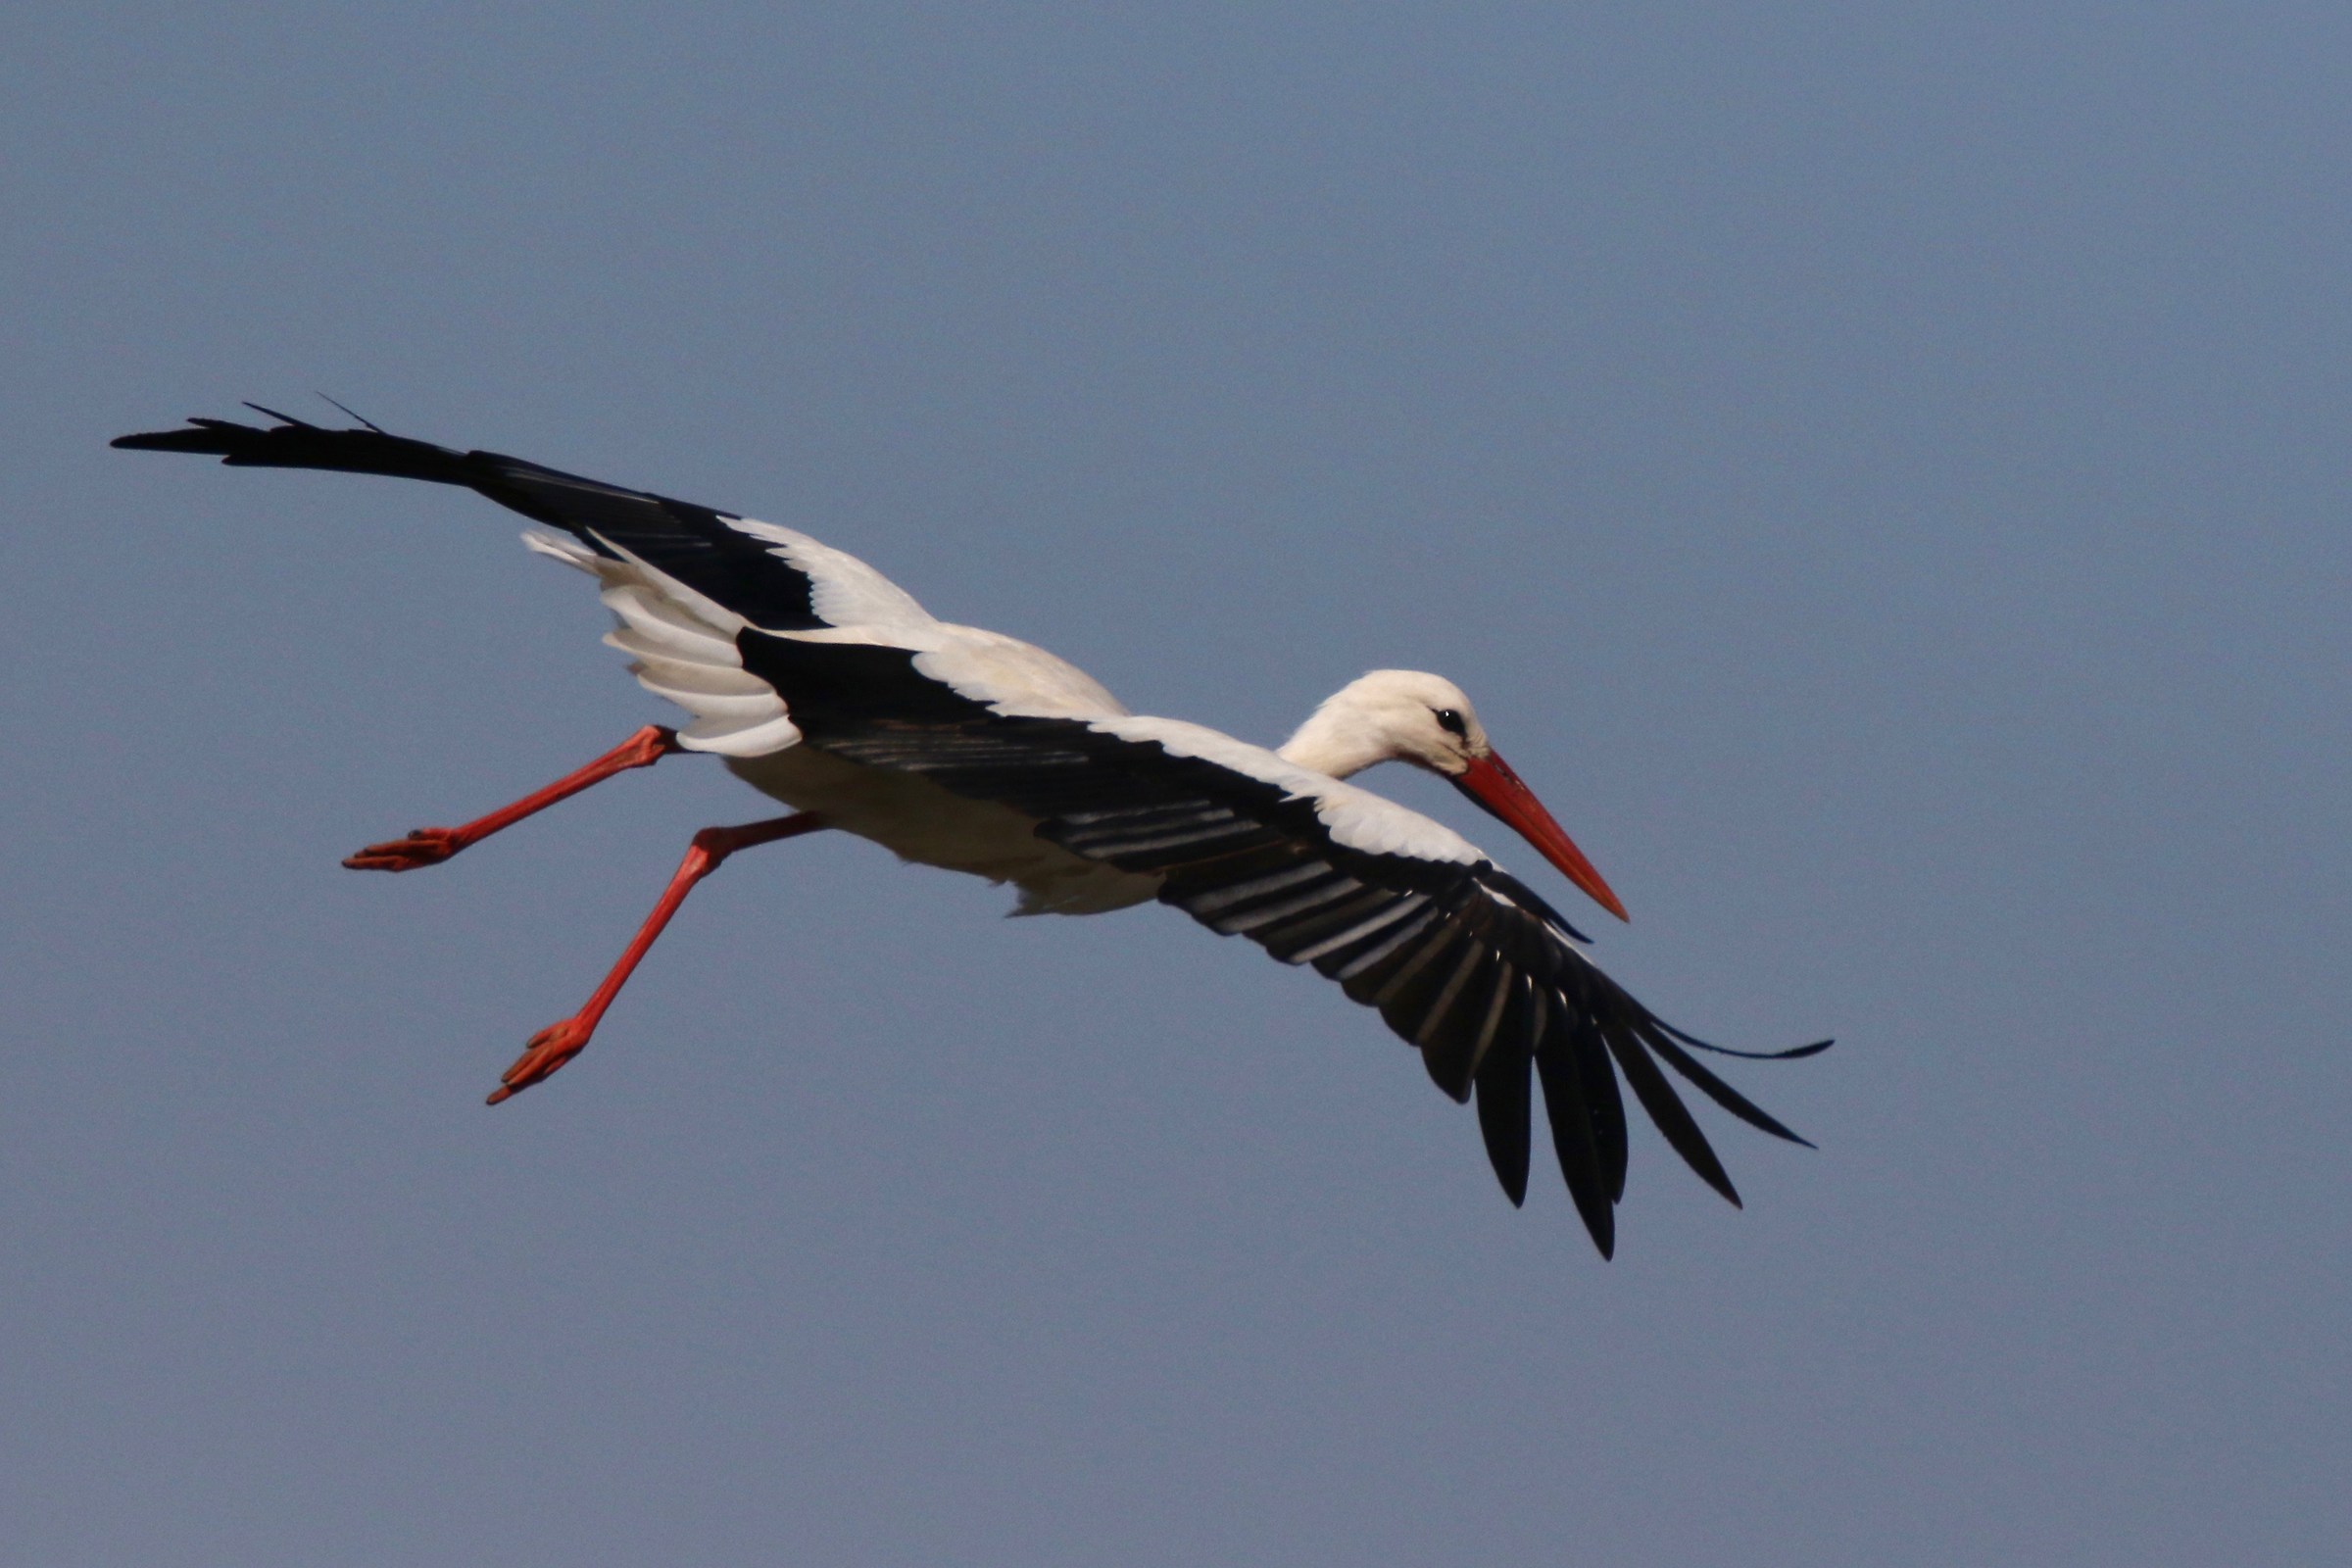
[{"x1": 1432, "y1": 708, "x2": 1467, "y2": 738}]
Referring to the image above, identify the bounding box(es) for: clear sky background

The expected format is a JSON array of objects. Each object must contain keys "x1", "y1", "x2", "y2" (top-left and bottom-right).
[{"x1": 6, "y1": 5, "x2": 2347, "y2": 1563}]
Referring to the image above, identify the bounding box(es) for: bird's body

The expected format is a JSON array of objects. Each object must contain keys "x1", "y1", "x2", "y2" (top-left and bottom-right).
[
  {"x1": 114, "y1": 407, "x2": 1828, "y2": 1256},
  {"x1": 523, "y1": 523, "x2": 1501, "y2": 917},
  {"x1": 523, "y1": 526, "x2": 1166, "y2": 914}
]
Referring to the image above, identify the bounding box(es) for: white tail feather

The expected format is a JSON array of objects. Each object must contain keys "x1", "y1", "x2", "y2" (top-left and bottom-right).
[
  {"x1": 679, "y1": 711, "x2": 803, "y2": 755},
  {"x1": 526, "y1": 531, "x2": 799, "y2": 758}
]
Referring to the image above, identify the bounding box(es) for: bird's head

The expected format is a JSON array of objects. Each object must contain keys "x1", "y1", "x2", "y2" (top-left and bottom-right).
[
  {"x1": 1284, "y1": 668, "x2": 1491, "y2": 776},
  {"x1": 1280, "y1": 669, "x2": 1630, "y2": 922}
]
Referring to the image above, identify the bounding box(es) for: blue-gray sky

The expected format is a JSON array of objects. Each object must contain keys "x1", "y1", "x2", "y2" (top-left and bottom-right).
[{"x1": 7, "y1": 5, "x2": 2347, "y2": 1563}]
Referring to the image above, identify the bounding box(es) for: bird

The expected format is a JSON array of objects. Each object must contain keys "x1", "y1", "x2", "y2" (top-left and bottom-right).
[{"x1": 114, "y1": 404, "x2": 1829, "y2": 1256}]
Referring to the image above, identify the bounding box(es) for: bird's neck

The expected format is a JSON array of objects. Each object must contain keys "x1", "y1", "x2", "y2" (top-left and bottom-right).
[{"x1": 1276, "y1": 708, "x2": 1388, "y2": 779}]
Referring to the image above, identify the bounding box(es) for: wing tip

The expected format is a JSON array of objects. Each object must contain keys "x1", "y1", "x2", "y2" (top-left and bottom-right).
[
  {"x1": 112, "y1": 420, "x2": 242, "y2": 456},
  {"x1": 1664, "y1": 1022, "x2": 1836, "y2": 1062}
]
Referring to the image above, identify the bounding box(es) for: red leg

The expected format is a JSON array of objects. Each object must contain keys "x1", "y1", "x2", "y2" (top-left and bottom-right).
[
  {"x1": 486, "y1": 811, "x2": 826, "y2": 1105},
  {"x1": 343, "y1": 725, "x2": 683, "y2": 871}
]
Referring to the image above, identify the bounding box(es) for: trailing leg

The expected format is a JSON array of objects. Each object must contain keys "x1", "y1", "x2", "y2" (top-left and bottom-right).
[
  {"x1": 344, "y1": 725, "x2": 683, "y2": 871},
  {"x1": 487, "y1": 812, "x2": 827, "y2": 1104}
]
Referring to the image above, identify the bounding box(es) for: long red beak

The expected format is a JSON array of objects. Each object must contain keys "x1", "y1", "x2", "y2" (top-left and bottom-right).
[{"x1": 1452, "y1": 751, "x2": 1630, "y2": 922}]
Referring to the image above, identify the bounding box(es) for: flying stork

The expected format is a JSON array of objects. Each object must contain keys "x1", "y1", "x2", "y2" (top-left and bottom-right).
[{"x1": 114, "y1": 406, "x2": 1828, "y2": 1256}]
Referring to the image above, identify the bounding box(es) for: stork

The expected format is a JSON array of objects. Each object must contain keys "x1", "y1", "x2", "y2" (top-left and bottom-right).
[{"x1": 114, "y1": 407, "x2": 1827, "y2": 1256}]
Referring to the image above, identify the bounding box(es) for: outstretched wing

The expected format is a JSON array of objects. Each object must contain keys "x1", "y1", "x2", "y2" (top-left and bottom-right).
[
  {"x1": 113, "y1": 407, "x2": 931, "y2": 638},
  {"x1": 743, "y1": 633, "x2": 1828, "y2": 1258},
  {"x1": 114, "y1": 407, "x2": 967, "y2": 755}
]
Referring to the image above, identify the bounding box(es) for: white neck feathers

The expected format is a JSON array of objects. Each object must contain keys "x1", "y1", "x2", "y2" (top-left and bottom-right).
[{"x1": 1275, "y1": 703, "x2": 1392, "y2": 779}]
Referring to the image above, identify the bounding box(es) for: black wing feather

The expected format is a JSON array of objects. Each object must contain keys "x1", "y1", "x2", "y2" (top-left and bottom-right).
[
  {"x1": 1536, "y1": 1014, "x2": 1617, "y2": 1256},
  {"x1": 1598, "y1": 1016, "x2": 1740, "y2": 1207},
  {"x1": 1472, "y1": 993, "x2": 1536, "y2": 1207},
  {"x1": 115, "y1": 409, "x2": 828, "y2": 632},
  {"x1": 1642, "y1": 1025, "x2": 1820, "y2": 1148}
]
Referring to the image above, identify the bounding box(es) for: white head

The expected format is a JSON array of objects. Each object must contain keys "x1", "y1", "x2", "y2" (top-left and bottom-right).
[
  {"x1": 1278, "y1": 668, "x2": 1630, "y2": 921},
  {"x1": 1277, "y1": 669, "x2": 1491, "y2": 780}
]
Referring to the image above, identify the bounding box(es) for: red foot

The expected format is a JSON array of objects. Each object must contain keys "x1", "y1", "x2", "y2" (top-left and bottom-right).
[
  {"x1": 486, "y1": 1016, "x2": 595, "y2": 1104},
  {"x1": 343, "y1": 827, "x2": 467, "y2": 871}
]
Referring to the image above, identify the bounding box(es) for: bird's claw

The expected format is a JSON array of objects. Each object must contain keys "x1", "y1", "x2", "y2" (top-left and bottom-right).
[
  {"x1": 486, "y1": 1016, "x2": 593, "y2": 1104},
  {"x1": 343, "y1": 828, "x2": 467, "y2": 872}
]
